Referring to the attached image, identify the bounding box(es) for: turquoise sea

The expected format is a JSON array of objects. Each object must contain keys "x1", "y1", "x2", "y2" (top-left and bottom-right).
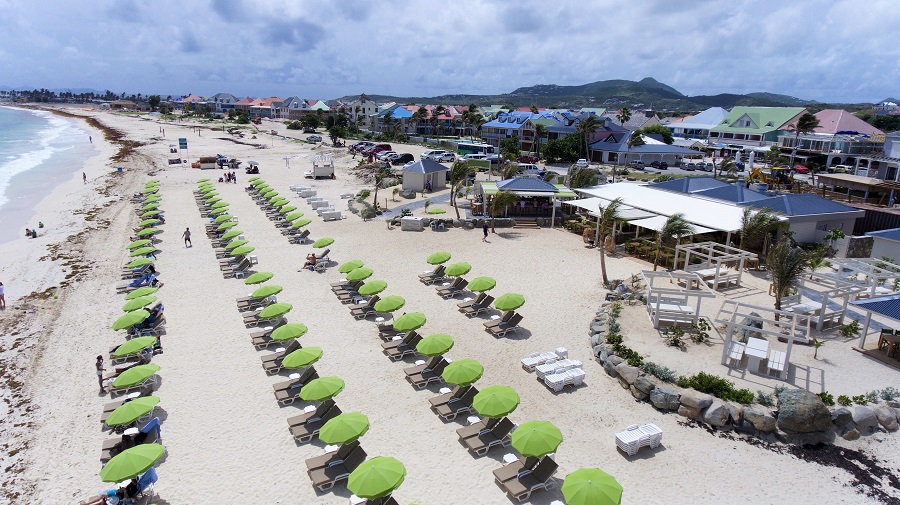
[{"x1": 0, "y1": 106, "x2": 96, "y2": 243}]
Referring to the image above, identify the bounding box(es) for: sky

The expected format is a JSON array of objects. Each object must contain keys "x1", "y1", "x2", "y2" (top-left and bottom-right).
[{"x1": 0, "y1": 0, "x2": 897, "y2": 104}]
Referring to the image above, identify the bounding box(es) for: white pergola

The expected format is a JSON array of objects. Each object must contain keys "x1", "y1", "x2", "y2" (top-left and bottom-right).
[
  {"x1": 675, "y1": 242, "x2": 757, "y2": 290},
  {"x1": 830, "y1": 258, "x2": 900, "y2": 299},
  {"x1": 785, "y1": 273, "x2": 866, "y2": 331},
  {"x1": 640, "y1": 270, "x2": 717, "y2": 328}
]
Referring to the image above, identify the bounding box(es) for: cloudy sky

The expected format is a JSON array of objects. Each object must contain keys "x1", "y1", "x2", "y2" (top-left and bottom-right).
[{"x1": 0, "y1": 0, "x2": 896, "y2": 103}]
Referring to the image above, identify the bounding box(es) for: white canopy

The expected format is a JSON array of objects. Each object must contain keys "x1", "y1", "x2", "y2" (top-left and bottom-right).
[
  {"x1": 565, "y1": 198, "x2": 656, "y2": 220},
  {"x1": 629, "y1": 215, "x2": 716, "y2": 235}
]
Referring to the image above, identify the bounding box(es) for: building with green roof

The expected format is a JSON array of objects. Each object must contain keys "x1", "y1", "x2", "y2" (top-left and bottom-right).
[{"x1": 709, "y1": 107, "x2": 806, "y2": 151}]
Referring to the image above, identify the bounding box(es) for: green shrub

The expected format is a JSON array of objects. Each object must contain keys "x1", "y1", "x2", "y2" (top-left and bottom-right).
[
  {"x1": 756, "y1": 391, "x2": 775, "y2": 406},
  {"x1": 610, "y1": 343, "x2": 643, "y2": 367},
  {"x1": 357, "y1": 189, "x2": 371, "y2": 201},
  {"x1": 838, "y1": 319, "x2": 861, "y2": 338},
  {"x1": 852, "y1": 394, "x2": 868, "y2": 406},
  {"x1": 880, "y1": 387, "x2": 899, "y2": 401},
  {"x1": 605, "y1": 334, "x2": 623, "y2": 345},
  {"x1": 817, "y1": 392, "x2": 835, "y2": 406},
  {"x1": 837, "y1": 395, "x2": 852, "y2": 406},
  {"x1": 865, "y1": 390, "x2": 880, "y2": 404},
  {"x1": 663, "y1": 327, "x2": 685, "y2": 348},
  {"x1": 677, "y1": 372, "x2": 754, "y2": 404},
  {"x1": 640, "y1": 362, "x2": 677, "y2": 383},
  {"x1": 690, "y1": 320, "x2": 711, "y2": 344}
]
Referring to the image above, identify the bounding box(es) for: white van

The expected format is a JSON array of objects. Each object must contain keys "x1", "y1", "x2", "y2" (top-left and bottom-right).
[{"x1": 421, "y1": 150, "x2": 448, "y2": 160}]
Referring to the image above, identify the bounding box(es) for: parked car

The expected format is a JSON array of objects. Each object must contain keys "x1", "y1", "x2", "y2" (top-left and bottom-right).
[
  {"x1": 650, "y1": 161, "x2": 668, "y2": 170},
  {"x1": 306, "y1": 135, "x2": 323, "y2": 143},
  {"x1": 517, "y1": 155, "x2": 538, "y2": 164},
  {"x1": 698, "y1": 162, "x2": 713, "y2": 172},
  {"x1": 830, "y1": 164, "x2": 852, "y2": 173},
  {"x1": 627, "y1": 160, "x2": 646, "y2": 169},
  {"x1": 575, "y1": 159, "x2": 589, "y2": 168},
  {"x1": 303, "y1": 127, "x2": 316, "y2": 134},
  {"x1": 392, "y1": 153, "x2": 415, "y2": 165},
  {"x1": 421, "y1": 149, "x2": 448, "y2": 160},
  {"x1": 680, "y1": 162, "x2": 696, "y2": 171},
  {"x1": 463, "y1": 153, "x2": 487, "y2": 161},
  {"x1": 351, "y1": 141, "x2": 374, "y2": 153},
  {"x1": 375, "y1": 150, "x2": 397, "y2": 160},
  {"x1": 793, "y1": 164, "x2": 810, "y2": 174},
  {"x1": 487, "y1": 154, "x2": 501, "y2": 166},
  {"x1": 434, "y1": 152, "x2": 456, "y2": 163}
]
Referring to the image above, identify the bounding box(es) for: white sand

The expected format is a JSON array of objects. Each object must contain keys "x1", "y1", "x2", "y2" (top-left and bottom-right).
[{"x1": 5, "y1": 108, "x2": 900, "y2": 504}]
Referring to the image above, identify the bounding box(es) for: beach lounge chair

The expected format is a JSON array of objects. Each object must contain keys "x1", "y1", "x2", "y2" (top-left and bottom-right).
[
  {"x1": 107, "y1": 372, "x2": 158, "y2": 399},
  {"x1": 462, "y1": 417, "x2": 515, "y2": 456},
  {"x1": 521, "y1": 351, "x2": 563, "y2": 372},
  {"x1": 382, "y1": 332, "x2": 423, "y2": 361},
  {"x1": 315, "y1": 248, "x2": 331, "y2": 264},
  {"x1": 460, "y1": 295, "x2": 495, "y2": 317},
  {"x1": 403, "y1": 355, "x2": 445, "y2": 377},
  {"x1": 308, "y1": 445, "x2": 366, "y2": 491},
  {"x1": 432, "y1": 386, "x2": 479, "y2": 421},
  {"x1": 615, "y1": 423, "x2": 663, "y2": 456},
  {"x1": 487, "y1": 313, "x2": 524, "y2": 338},
  {"x1": 100, "y1": 386, "x2": 154, "y2": 425},
  {"x1": 457, "y1": 293, "x2": 486, "y2": 311},
  {"x1": 350, "y1": 295, "x2": 380, "y2": 320},
  {"x1": 137, "y1": 315, "x2": 166, "y2": 337},
  {"x1": 260, "y1": 340, "x2": 302, "y2": 374},
  {"x1": 288, "y1": 399, "x2": 337, "y2": 428},
  {"x1": 115, "y1": 273, "x2": 155, "y2": 293},
  {"x1": 483, "y1": 311, "x2": 515, "y2": 329},
  {"x1": 419, "y1": 265, "x2": 446, "y2": 284},
  {"x1": 273, "y1": 366, "x2": 319, "y2": 405},
  {"x1": 727, "y1": 342, "x2": 746, "y2": 367},
  {"x1": 767, "y1": 349, "x2": 787, "y2": 379},
  {"x1": 535, "y1": 359, "x2": 582, "y2": 380},
  {"x1": 289, "y1": 229, "x2": 311, "y2": 243},
  {"x1": 456, "y1": 416, "x2": 503, "y2": 440},
  {"x1": 545, "y1": 368, "x2": 585, "y2": 392},
  {"x1": 492, "y1": 456, "x2": 541, "y2": 484},
  {"x1": 332, "y1": 279, "x2": 363, "y2": 291},
  {"x1": 305, "y1": 440, "x2": 362, "y2": 471},
  {"x1": 249, "y1": 325, "x2": 281, "y2": 349},
  {"x1": 101, "y1": 417, "x2": 161, "y2": 463},
  {"x1": 238, "y1": 295, "x2": 275, "y2": 312},
  {"x1": 291, "y1": 403, "x2": 342, "y2": 443},
  {"x1": 499, "y1": 455, "x2": 559, "y2": 502},
  {"x1": 406, "y1": 359, "x2": 449, "y2": 389},
  {"x1": 437, "y1": 278, "x2": 469, "y2": 298}
]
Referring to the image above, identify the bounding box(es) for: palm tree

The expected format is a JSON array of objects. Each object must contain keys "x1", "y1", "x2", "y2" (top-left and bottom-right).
[
  {"x1": 787, "y1": 112, "x2": 820, "y2": 170},
  {"x1": 597, "y1": 198, "x2": 624, "y2": 287},
  {"x1": 767, "y1": 236, "x2": 811, "y2": 313},
  {"x1": 448, "y1": 160, "x2": 476, "y2": 218},
  {"x1": 566, "y1": 166, "x2": 599, "y2": 189},
  {"x1": 621, "y1": 131, "x2": 645, "y2": 182},
  {"x1": 616, "y1": 107, "x2": 632, "y2": 127},
  {"x1": 576, "y1": 116, "x2": 602, "y2": 160},
  {"x1": 719, "y1": 158, "x2": 737, "y2": 179},
  {"x1": 738, "y1": 207, "x2": 782, "y2": 252},
  {"x1": 489, "y1": 190, "x2": 518, "y2": 232},
  {"x1": 431, "y1": 105, "x2": 447, "y2": 135},
  {"x1": 653, "y1": 214, "x2": 696, "y2": 271},
  {"x1": 412, "y1": 106, "x2": 428, "y2": 135},
  {"x1": 533, "y1": 123, "x2": 547, "y2": 159}
]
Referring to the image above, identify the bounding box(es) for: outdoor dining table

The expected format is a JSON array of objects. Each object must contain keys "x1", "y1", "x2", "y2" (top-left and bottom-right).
[
  {"x1": 786, "y1": 301, "x2": 822, "y2": 315},
  {"x1": 693, "y1": 268, "x2": 719, "y2": 279},
  {"x1": 878, "y1": 332, "x2": 900, "y2": 358},
  {"x1": 649, "y1": 302, "x2": 694, "y2": 314},
  {"x1": 745, "y1": 337, "x2": 769, "y2": 374}
]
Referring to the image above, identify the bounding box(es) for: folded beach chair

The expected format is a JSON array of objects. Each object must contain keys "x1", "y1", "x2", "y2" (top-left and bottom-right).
[
  {"x1": 403, "y1": 355, "x2": 445, "y2": 377},
  {"x1": 289, "y1": 229, "x2": 311, "y2": 243},
  {"x1": 273, "y1": 366, "x2": 319, "y2": 405},
  {"x1": 483, "y1": 311, "x2": 515, "y2": 329},
  {"x1": 437, "y1": 278, "x2": 469, "y2": 299},
  {"x1": 288, "y1": 399, "x2": 336, "y2": 428},
  {"x1": 315, "y1": 248, "x2": 331, "y2": 264},
  {"x1": 406, "y1": 359, "x2": 449, "y2": 389},
  {"x1": 462, "y1": 416, "x2": 515, "y2": 456},
  {"x1": 291, "y1": 403, "x2": 342, "y2": 443},
  {"x1": 461, "y1": 295, "x2": 495, "y2": 317},
  {"x1": 456, "y1": 293, "x2": 486, "y2": 311},
  {"x1": 521, "y1": 351, "x2": 561, "y2": 372},
  {"x1": 308, "y1": 445, "x2": 367, "y2": 491},
  {"x1": 615, "y1": 424, "x2": 646, "y2": 456},
  {"x1": 305, "y1": 440, "x2": 362, "y2": 472},
  {"x1": 492, "y1": 455, "x2": 541, "y2": 484},
  {"x1": 419, "y1": 265, "x2": 446, "y2": 284},
  {"x1": 535, "y1": 359, "x2": 582, "y2": 380},
  {"x1": 382, "y1": 332, "x2": 423, "y2": 361},
  {"x1": 432, "y1": 386, "x2": 479, "y2": 421},
  {"x1": 499, "y1": 456, "x2": 559, "y2": 502},
  {"x1": 488, "y1": 313, "x2": 524, "y2": 338},
  {"x1": 545, "y1": 368, "x2": 585, "y2": 392},
  {"x1": 261, "y1": 340, "x2": 302, "y2": 374},
  {"x1": 115, "y1": 273, "x2": 155, "y2": 293}
]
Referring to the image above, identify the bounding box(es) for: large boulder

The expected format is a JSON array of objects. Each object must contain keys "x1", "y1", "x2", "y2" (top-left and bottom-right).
[
  {"x1": 649, "y1": 387, "x2": 681, "y2": 411},
  {"x1": 680, "y1": 391, "x2": 713, "y2": 411},
  {"x1": 399, "y1": 189, "x2": 416, "y2": 199},
  {"x1": 633, "y1": 376, "x2": 655, "y2": 395},
  {"x1": 615, "y1": 363, "x2": 640, "y2": 386},
  {"x1": 630, "y1": 385, "x2": 649, "y2": 401},
  {"x1": 677, "y1": 404, "x2": 701, "y2": 420},
  {"x1": 603, "y1": 359, "x2": 619, "y2": 378},
  {"x1": 702, "y1": 401, "x2": 730, "y2": 427},
  {"x1": 744, "y1": 407, "x2": 777, "y2": 433},
  {"x1": 852, "y1": 406, "x2": 879, "y2": 434},
  {"x1": 776, "y1": 389, "x2": 831, "y2": 433},
  {"x1": 873, "y1": 404, "x2": 899, "y2": 431},
  {"x1": 726, "y1": 403, "x2": 744, "y2": 426},
  {"x1": 831, "y1": 408, "x2": 853, "y2": 428},
  {"x1": 739, "y1": 312, "x2": 764, "y2": 343},
  {"x1": 590, "y1": 321, "x2": 606, "y2": 334}
]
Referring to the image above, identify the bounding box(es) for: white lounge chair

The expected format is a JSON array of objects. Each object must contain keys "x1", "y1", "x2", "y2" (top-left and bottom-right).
[
  {"x1": 767, "y1": 349, "x2": 787, "y2": 379},
  {"x1": 727, "y1": 342, "x2": 746, "y2": 367}
]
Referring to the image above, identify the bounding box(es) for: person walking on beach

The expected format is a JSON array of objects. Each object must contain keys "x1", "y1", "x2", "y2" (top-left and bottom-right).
[
  {"x1": 182, "y1": 227, "x2": 192, "y2": 248},
  {"x1": 89, "y1": 135, "x2": 92, "y2": 143},
  {"x1": 95, "y1": 355, "x2": 105, "y2": 393},
  {"x1": 482, "y1": 222, "x2": 489, "y2": 242},
  {"x1": 83, "y1": 172, "x2": 87, "y2": 184},
  {"x1": 0, "y1": 281, "x2": 5, "y2": 309}
]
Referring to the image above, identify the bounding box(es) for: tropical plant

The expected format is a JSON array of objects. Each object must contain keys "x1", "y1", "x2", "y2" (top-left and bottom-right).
[
  {"x1": 756, "y1": 390, "x2": 775, "y2": 406},
  {"x1": 808, "y1": 250, "x2": 831, "y2": 278},
  {"x1": 837, "y1": 394, "x2": 852, "y2": 406},
  {"x1": 489, "y1": 190, "x2": 518, "y2": 232},
  {"x1": 767, "y1": 236, "x2": 811, "y2": 312},
  {"x1": 881, "y1": 387, "x2": 899, "y2": 401},
  {"x1": 576, "y1": 115, "x2": 602, "y2": 160},
  {"x1": 822, "y1": 228, "x2": 846, "y2": 254},
  {"x1": 423, "y1": 199, "x2": 431, "y2": 213},
  {"x1": 787, "y1": 112, "x2": 820, "y2": 169},
  {"x1": 448, "y1": 160, "x2": 476, "y2": 218},
  {"x1": 719, "y1": 158, "x2": 737, "y2": 179},
  {"x1": 653, "y1": 213, "x2": 695, "y2": 271},
  {"x1": 838, "y1": 319, "x2": 861, "y2": 338},
  {"x1": 391, "y1": 187, "x2": 400, "y2": 202},
  {"x1": 412, "y1": 106, "x2": 428, "y2": 135},
  {"x1": 738, "y1": 207, "x2": 782, "y2": 251},
  {"x1": 637, "y1": 124, "x2": 674, "y2": 144},
  {"x1": 812, "y1": 338, "x2": 825, "y2": 359},
  {"x1": 616, "y1": 107, "x2": 631, "y2": 127},
  {"x1": 596, "y1": 198, "x2": 624, "y2": 286},
  {"x1": 532, "y1": 123, "x2": 547, "y2": 159},
  {"x1": 499, "y1": 137, "x2": 520, "y2": 161},
  {"x1": 621, "y1": 131, "x2": 645, "y2": 183},
  {"x1": 566, "y1": 166, "x2": 599, "y2": 189}
]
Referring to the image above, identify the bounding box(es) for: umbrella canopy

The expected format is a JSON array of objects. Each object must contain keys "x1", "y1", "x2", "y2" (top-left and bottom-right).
[
  {"x1": 347, "y1": 456, "x2": 406, "y2": 499},
  {"x1": 213, "y1": 214, "x2": 234, "y2": 224},
  {"x1": 511, "y1": 420, "x2": 563, "y2": 458},
  {"x1": 127, "y1": 239, "x2": 152, "y2": 250},
  {"x1": 312, "y1": 237, "x2": 334, "y2": 248},
  {"x1": 112, "y1": 336, "x2": 158, "y2": 356},
  {"x1": 279, "y1": 205, "x2": 298, "y2": 214},
  {"x1": 300, "y1": 376, "x2": 345, "y2": 402},
  {"x1": 562, "y1": 468, "x2": 623, "y2": 505},
  {"x1": 346, "y1": 267, "x2": 373, "y2": 282},
  {"x1": 445, "y1": 262, "x2": 472, "y2": 277},
  {"x1": 112, "y1": 310, "x2": 149, "y2": 331},
  {"x1": 494, "y1": 293, "x2": 525, "y2": 311},
  {"x1": 283, "y1": 346, "x2": 323, "y2": 369},
  {"x1": 251, "y1": 284, "x2": 282, "y2": 298},
  {"x1": 111, "y1": 364, "x2": 160, "y2": 388},
  {"x1": 284, "y1": 211, "x2": 305, "y2": 222},
  {"x1": 209, "y1": 207, "x2": 229, "y2": 216},
  {"x1": 141, "y1": 203, "x2": 160, "y2": 211},
  {"x1": 129, "y1": 246, "x2": 158, "y2": 257},
  {"x1": 224, "y1": 239, "x2": 249, "y2": 251},
  {"x1": 211, "y1": 200, "x2": 230, "y2": 209},
  {"x1": 99, "y1": 444, "x2": 166, "y2": 482},
  {"x1": 140, "y1": 210, "x2": 162, "y2": 218},
  {"x1": 338, "y1": 260, "x2": 364, "y2": 274},
  {"x1": 126, "y1": 258, "x2": 154, "y2": 269},
  {"x1": 197, "y1": 178, "x2": 211, "y2": 183},
  {"x1": 229, "y1": 245, "x2": 255, "y2": 256},
  {"x1": 136, "y1": 228, "x2": 161, "y2": 236},
  {"x1": 263, "y1": 190, "x2": 278, "y2": 198},
  {"x1": 247, "y1": 176, "x2": 259, "y2": 182},
  {"x1": 468, "y1": 276, "x2": 497, "y2": 292},
  {"x1": 258, "y1": 302, "x2": 292, "y2": 319},
  {"x1": 441, "y1": 359, "x2": 484, "y2": 386},
  {"x1": 357, "y1": 280, "x2": 387, "y2": 296},
  {"x1": 292, "y1": 218, "x2": 312, "y2": 229},
  {"x1": 393, "y1": 312, "x2": 426, "y2": 332},
  {"x1": 121, "y1": 296, "x2": 157, "y2": 312},
  {"x1": 244, "y1": 272, "x2": 273, "y2": 285},
  {"x1": 217, "y1": 221, "x2": 238, "y2": 231},
  {"x1": 426, "y1": 251, "x2": 451, "y2": 265},
  {"x1": 426, "y1": 207, "x2": 446, "y2": 214},
  {"x1": 373, "y1": 295, "x2": 406, "y2": 313},
  {"x1": 271, "y1": 323, "x2": 308, "y2": 341},
  {"x1": 106, "y1": 396, "x2": 160, "y2": 426},
  {"x1": 472, "y1": 385, "x2": 520, "y2": 418},
  {"x1": 138, "y1": 218, "x2": 161, "y2": 227},
  {"x1": 320, "y1": 412, "x2": 370, "y2": 445},
  {"x1": 416, "y1": 333, "x2": 454, "y2": 356},
  {"x1": 220, "y1": 229, "x2": 243, "y2": 241},
  {"x1": 125, "y1": 286, "x2": 158, "y2": 300},
  {"x1": 143, "y1": 195, "x2": 161, "y2": 203}
]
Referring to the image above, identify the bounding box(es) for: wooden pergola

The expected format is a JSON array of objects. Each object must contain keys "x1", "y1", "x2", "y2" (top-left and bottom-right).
[
  {"x1": 674, "y1": 242, "x2": 757, "y2": 290},
  {"x1": 830, "y1": 258, "x2": 900, "y2": 299},
  {"x1": 640, "y1": 270, "x2": 717, "y2": 328}
]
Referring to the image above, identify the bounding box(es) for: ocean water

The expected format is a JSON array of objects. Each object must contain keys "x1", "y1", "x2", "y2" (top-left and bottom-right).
[{"x1": 0, "y1": 107, "x2": 96, "y2": 243}]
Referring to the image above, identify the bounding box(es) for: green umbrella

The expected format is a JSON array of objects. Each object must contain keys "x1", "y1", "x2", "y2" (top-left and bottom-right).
[
  {"x1": 217, "y1": 221, "x2": 238, "y2": 231},
  {"x1": 143, "y1": 187, "x2": 159, "y2": 194},
  {"x1": 204, "y1": 194, "x2": 220, "y2": 203},
  {"x1": 250, "y1": 178, "x2": 264, "y2": 185},
  {"x1": 346, "y1": 267, "x2": 373, "y2": 282},
  {"x1": 313, "y1": 237, "x2": 334, "y2": 248},
  {"x1": 125, "y1": 287, "x2": 158, "y2": 300},
  {"x1": 137, "y1": 218, "x2": 161, "y2": 227},
  {"x1": 140, "y1": 210, "x2": 162, "y2": 218},
  {"x1": 347, "y1": 456, "x2": 406, "y2": 499},
  {"x1": 445, "y1": 262, "x2": 471, "y2": 277},
  {"x1": 221, "y1": 229, "x2": 243, "y2": 241},
  {"x1": 472, "y1": 385, "x2": 520, "y2": 418},
  {"x1": 338, "y1": 260, "x2": 364, "y2": 274},
  {"x1": 127, "y1": 239, "x2": 152, "y2": 250},
  {"x1": 136, "y1": 228, "x2": 161, "y2": 236},
  {"x1": 357, "y1": 280, "x2": 387, "y2": 296},
  {"x1": 126, "y1": 258, "x2": 154, "y2": 269},
  {"x1": 299, "y1": 376, "x2": 345, "y2": 402},
  {"x1": 258, "y1": 302, "x2": 292, "y2": 319},
  {"x1": 279, "y1": 205, "x2": 298, "y2": 214},
  {"x1": 441, "y1": 359, "x2": 484, "y2": 386},
  {"x1": 209, "y1": 207, "x2": 229, "y2": 216},
  {"x1": 393, "y1": 312, "x2": 426, "y2": 332},
  {"x1": 130, "y1": 246, "x2": 157, "y2": 257},
  {"x1": 244, "y1": 272, "x2": 273, "y2": 285},
  {"x1": 121, "y1": 296, "x2": 157, "y2": 312},
  {"x1": 284, "y1": 211, "x2": 305, "y2": 222},
  {"x1": 426, "y1": 251, "x2": 451, "y2": 265},
  {"x1": 224, "y1": 239, "x2": 249, "y2": 250},
  {"x1": 111, "y1": 364, "x2": 160, "y2": 388},
  {"x1": 112, "y1": 336, "x2": 158, "y2": 357},
  {"x1": 271, "y1": 323, "x2": 308, "y2": 341},
  {"x1": 511, "y1": 420, "x2": 563, "y2": 458},
  {"x1": 230, "y1": 245, "x2": 255, "y2": 256},
  {"x1": 292, "y1": 218, "x2": 312, "y2": 229},
  {"x1": 270, "y1": 198, "x2": 289, "y2": 208},
  {"x1": 263, "y1": 190, "x2": 278, "y2": 198},
  {"x1": 283, "y1": 346, "x2": 323, "y2": 369},
  {"x1": 112, "y1": 310, "x2": 149, "y2": 331},
  {"x1": 320, "y1": 412, "x2": 370, "y2": 445},
  {"x1": 494, "y1": 293, "x2": 525, "y2": 311},
  {"x1": 214, "y1": 214, "x2": 234, "y2": 224},
  {"x1": 198, "y1": 178, "x2": 211, "y2": 183},
  {"x1": 247, "y1": 176, "x2": 259, "y2": 182},
  {"x1": 373, "y1": 295, "x2": 405, "y2": 313},
  {"x1": 106, "y1": 396, "x2": 160, "y2": 427},
  {"x1": 142, "y1": 203, "x2": 160, "y2": 211},
  {"x1": 416, "y1": 333, "x2": 454, "y2": 357},
  {"x1": 143, "y1": 195, "x2": 161, "y2": 203},
  {"x1": 468, "y1": 276, "x2": 496, "y2": 292},
  {"x1": 211, "y1": 200, "x2": 229, "y2": 209},
  {"x1": 426, "y1": 207, "x2": 446, "y2": 214},
  {"x1": 562, "y1": 468, "x2": 623, "y2": 505},
  {"x1": 99, "y1": 444, "x2": 165, "y2": 483},
  {"x1": 251, "y1": 284, "x2": 282, "y2": 298},
  {"x1": 255, "y1": 184, "x2": 270, "y2": 192}
]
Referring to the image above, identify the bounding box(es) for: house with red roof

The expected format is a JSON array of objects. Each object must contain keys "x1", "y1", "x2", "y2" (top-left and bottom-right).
[
  {"x1": 777, "y1": 109, "x2": 885, "y2": 173},
  {"x1": 248, "y1": 97, "x2": 285, "y2": 118},
  {"x1": 234, "y1": 97, "x2": 255, "y2": 113}
]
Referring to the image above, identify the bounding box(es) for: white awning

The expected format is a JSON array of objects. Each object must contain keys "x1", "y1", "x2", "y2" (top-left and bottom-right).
[
  {"x1": 564, "y1": 198, "x2": 656, "y2": 220},
  {"x1": 629, "y1": 215, "x2": 717, "y2": 235}
]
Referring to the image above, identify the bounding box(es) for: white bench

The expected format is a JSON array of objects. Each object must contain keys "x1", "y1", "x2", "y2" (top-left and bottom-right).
[
  {"x1": 727, "y1": 342, "x2": 746, "y2": 367},
  {"x1": 767, "y1": 349, "x2": 786, "y2": 378},
  {"x1": 322, "y1": 211, "x2": 343, "y2": 221}
]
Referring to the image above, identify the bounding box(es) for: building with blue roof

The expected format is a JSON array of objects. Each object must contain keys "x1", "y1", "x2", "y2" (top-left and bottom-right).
[
  {"x1": 373, "y1": 104, "x2": 413, "y2": 133},
  {"x1": 588, "y1": 133, "x2": 703, "y2": 165},
  {"x1": 739, "y1": 193, "x2": 864, "y2": 245},
  {"x1": 667, "y1": 107, "x2": 728, "y2": 140},
  {"x1": 401, "y1": 159, "x2": 448, "y2": 192},
  {"x1": 866, "y1": 227, "x2": 900, "y2": 260}
]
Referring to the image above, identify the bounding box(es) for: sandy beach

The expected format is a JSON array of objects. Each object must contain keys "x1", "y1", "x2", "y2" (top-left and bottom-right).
[{"x1": 3, "y1": 107, "x2": 899, "y2": 505}]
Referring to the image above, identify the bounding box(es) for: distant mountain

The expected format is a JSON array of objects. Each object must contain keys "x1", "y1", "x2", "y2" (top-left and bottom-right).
[
  {"x1": 878, "y1": 97, "x2": 900, "y2": 104},
  {"x1": 746, "y1": 92, "x2": 816, "y2": 106}
]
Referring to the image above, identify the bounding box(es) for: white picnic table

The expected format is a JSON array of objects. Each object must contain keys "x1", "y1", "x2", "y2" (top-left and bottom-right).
[
  {"x1": 745, "y1": 337, "x2": 768, "y2": 374},
  {"x1": 650, "y1": 302, "x2": 695, "y2": 314},
  {"x1": 786, "y1": 301, "x2": 822, "y2": 315},
  {"x1": 694, "y1": 268, "x2": 719, "y2": 279}
]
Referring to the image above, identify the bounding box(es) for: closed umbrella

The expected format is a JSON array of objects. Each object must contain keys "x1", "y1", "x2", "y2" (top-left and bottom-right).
[
  {"x1": 357, "y1": 280, "x2": 387, "y2": 296},
  {"x1": 229, "y1": 245, "x2": 255, "y2": 256},
  {"x1": 320, "y1": 412, "x2": 370, "y2": 445},
  {"x1": 445, "y1": 262, "x2": 471, "y2": 277},
  {"x1": 300, "y1": 376, "x2": 345, "y2": 402},
  {"x1": 138, "y1": 219, "x2": 161, "y2": 227},
  {"x1": 125, "y1": 287, "x2": 158, "y2": 300},
  {"x1": 347, "y1": 456, "x2": 406, "y2": 499},
  {"x1": 279, "y1": 205, "x2": 298, "y2": 214},
  {"x1": 259, "y1": 302, "x2": 292, "y2": 319},
  {"x1": 224, "y1": 239, "x2": 249, "y2": 251},
  {"x1": 99, "y1": 444, "x2": 166, "y2": 482},
  {"x1": 106, "y1": 396, "x2": 160, "y2": 427},
  {"x1": 143, "y1": 195, "x2": 161, "y2": 203},
  {"x1": 346, "y1": 267, "x2": 373, "y2": 282},
  {"x1": 292, "y1": 218, "x2": 312, "y2": 229},
  {"x1": 214, "y1": 214, "x2": 234, "y2": 224},
  {"x1": 121, "y1": 296, "x2": 157, "y2": 312},
  {"x1": 197, "y1": 178, "x2": 211, "y2": 183},
  {"x1": 283, "y1": 346, "x2": 323, "y2": 369},
  {"x1": 244, "y1": 272, "x2": 273, "y2": 285},
  {"x1": 112, "y1": 336, "x2": 158, "y2": 357},
  {"x1": 561, "y1": 468, "x2": 623, "y2": 505},
  {"x1": 129, "y1": 246, "x2": 158, "y2": 257},
  {"x1": 136, "y1": 228, "x2": 161, "y2": 236},
  {"x1": 338, "y1": 260, "x2": 364, "y2": 274},
  {"x1": 468, "y1": 276, "x2": 496, "y2": 292},
  {"x1": 441, "y1": 359, "x2": 484, "y2": 386},
  {"x1": 111, "y1": 364, "x2": 160, "y2": 388},
  {"x1": 112, "y1": 310, "x2": 149, "y2": 331},
  {"x1": 393, "y1": 312, "x2": 426, "y2": 332},
  {"x1": 426, "y1": 251, "x2": 451, "y2": 264},
  {"x1": 313, "y1": 237, "x2": 334, "y2": 248},
  {"x1": 251, "y1": 285, "x2": 282, "y2": 298},
  {"x1": 127, "y1": 258, "x2": 154, "y2": 268},
  {"x1": 217, "y1": 221, "x2": 238, "y2": 231},
  {"x1": 127, "y1": 239, "x2": 152, "y2": 250},
  {"x1": 209, "y1": 207, "x2": 229, "y2": 216},
  {"x1": 263, "y1": 190, "x2": 278, "y2": 198},
  {"x1": 416, "y1": 334, "x2": 454, "y2": 356},
  {"x1": 247, "y1": 176, "x2": 259, "y2": 182},
  {"x1": 211, "y1": 200, "x2": 229, "y2": 209},
  {"x1": 140, "y1": 210, "x2": 162, "y2": 218},
  {"x1": 220, "y1": 229, "x2": 243, "y2": 241},
  {"x1": 284, "y1": 211, "x2": 305, "y2": 222},
  {"x1": 142, "y1": 203, "x2": 160, "y2": 211},
  {"x1": 494, "y1": 293, "x2": 525, "y2": 311},
  {"x1": 270, "y1": 323, "x2": 308, "y2": 341},
  {"x1": 511, "y1": 420, "x2": 563, "y2": 458},
  {"x1": 472, "y1": 385, "x2": 520, "y2": 418},
  {"x1": 373, "y1": 295, "x2": 405, "y2": 313}
]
